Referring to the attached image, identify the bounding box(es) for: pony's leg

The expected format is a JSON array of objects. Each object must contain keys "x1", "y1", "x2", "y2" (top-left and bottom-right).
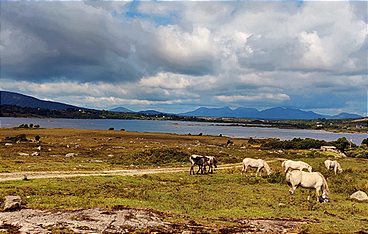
[
  {"x1": 241, "y1": 164, "x2": 245, "y2": 175},
  {"x1": 284, "y1": 166, "x2": 288, "y2": 174},
  {"x1": 256, "y1": 167, "x2": 261, "y2": 177},
  {"x1": 190, "y1": 165, "x2": 194, "y2": 175},
  {"x1": 316, "y1": 187, "x2": 321, "y2": 201},
  {"x1": 196, "y1": 165, "x2": 201, "y2": 174}
]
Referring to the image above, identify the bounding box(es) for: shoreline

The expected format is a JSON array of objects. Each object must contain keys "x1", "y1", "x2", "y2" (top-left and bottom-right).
[{"x1": 1, "y1": 116, "x2": 366, "y2": 135}]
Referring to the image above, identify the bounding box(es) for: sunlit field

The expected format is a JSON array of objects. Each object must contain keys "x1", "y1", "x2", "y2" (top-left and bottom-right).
[{"x1": 1, "y1": 128, "x2": 367, "y2": 233}]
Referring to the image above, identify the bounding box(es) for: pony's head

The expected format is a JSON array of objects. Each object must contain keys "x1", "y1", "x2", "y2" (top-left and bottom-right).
[
  {"x1": 337, "y1": 163, "x2": 343, "y2": 173},
  {"x1": 263, "y1": 162, "x2": 272, "y2": 175},
  {"x1": 319, "y1": 193, "x2": 330, "y2": 203},
  {"x1": 213, "y1": 157, "x2": 218, "y2": 168},
  {"x1": 308, "y1": 166, "x2": 313, "y2": 172}
]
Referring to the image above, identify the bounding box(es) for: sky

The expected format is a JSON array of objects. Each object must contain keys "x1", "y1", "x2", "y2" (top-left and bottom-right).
[{"x1": 0, "y1": 1, "x2": 367, "y2": 115}]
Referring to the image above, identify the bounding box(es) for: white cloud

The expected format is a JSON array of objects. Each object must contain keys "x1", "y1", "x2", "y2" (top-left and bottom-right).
[
  {"x1": 215, "y1": 93, "x2": 290, "y2": 103},
  {"x1": 1, "y1": 1, "x2": 367, "y2": 114}
]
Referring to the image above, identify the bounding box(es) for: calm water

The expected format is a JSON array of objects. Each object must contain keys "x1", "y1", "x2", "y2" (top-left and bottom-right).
[{"x1": 0, "y1": 117, "x2": 366, "y2": 145}]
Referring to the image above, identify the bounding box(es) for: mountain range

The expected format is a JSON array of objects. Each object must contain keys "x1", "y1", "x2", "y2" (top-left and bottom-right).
[
  {"x1": 0, "y1": 91, "x2": 362, "y2": 120},
  {"x1": 179, "y1": 106, "x2": 362, "y2": 120}
]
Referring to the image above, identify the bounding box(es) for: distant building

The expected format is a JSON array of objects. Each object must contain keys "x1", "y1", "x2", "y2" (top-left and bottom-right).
[{"x1": 321, "y1": 146, "x2": 337, "y2": 151}]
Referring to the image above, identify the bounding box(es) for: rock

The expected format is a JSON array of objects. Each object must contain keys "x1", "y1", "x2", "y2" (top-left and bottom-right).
[
  {"x1": 65, "y1": 153, "x2": 75, "y2": 157},
  {"x1": 4, "y1": 143, "x2": 12, "y2": 146},
  {"x1": 3, "y1": 196, "x2": 22, "y2": 211},
  {"x1": 31, "y1": 152, "x2": 40, "y2": 156},
  {"x1": 350, "y1": 191, "x2": 368, "y2": 201},
  {"x1": 36, "y1": 146, "x2": 41, "y2": 151},
  {"x1": 18, "y1": 153, "x2": 29, "y2": 156}
]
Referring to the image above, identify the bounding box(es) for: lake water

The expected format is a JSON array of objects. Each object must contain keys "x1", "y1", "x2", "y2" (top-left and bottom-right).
[{"x1": 0, "y1": 117, "x2": 366, "y2": 145}]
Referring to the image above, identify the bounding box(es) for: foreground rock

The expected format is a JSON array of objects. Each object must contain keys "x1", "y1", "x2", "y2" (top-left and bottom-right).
[
  {"x1": 350, "y1": 191, "x2": 368, "y2": 201},
  {"x1": 0, "y1": 207, "x2": 307, "y2": 233},
  {"x1": 2, "y1": 196, "x2": 22, "y2": 212}
]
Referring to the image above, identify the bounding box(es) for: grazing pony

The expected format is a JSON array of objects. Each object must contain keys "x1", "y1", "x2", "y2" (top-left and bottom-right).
[
  {"x1": 189, "y1": 154, "x2": 209, "y2": 175},
  {"x1": 282, "y1": 160, "x2": 312, "y2": 173},
  {"x1": 205, "y1": 156, "x2": 218, "y2": 173},
  {"x1": 324, "y1": 159, "x2": 342, "y2": 174},
  {"x1": 286, "y1": 170, "x2": 329, "y2": 202},
  {"x1": 241, "y1": 158, "x2": 271, "y2": 176}
]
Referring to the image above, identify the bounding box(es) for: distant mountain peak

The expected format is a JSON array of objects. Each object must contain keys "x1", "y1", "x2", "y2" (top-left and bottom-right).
[{"x1": 110, "y1": 107, "x2": 133, "y2": 113}]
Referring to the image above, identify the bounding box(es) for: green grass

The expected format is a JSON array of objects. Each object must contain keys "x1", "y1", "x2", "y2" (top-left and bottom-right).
[{"x1": 1, "y1": 165, "x2": 367, "y2": 233}]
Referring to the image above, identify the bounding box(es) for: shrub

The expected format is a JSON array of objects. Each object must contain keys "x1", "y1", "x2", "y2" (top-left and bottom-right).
[
  {"x1": 5, "y1": 134, "x2": 29, "y2": 143},
  {"x1": 35, "y1": 135, "x2": 41, "y2": 142},
  {"x1": 267, "y1": 172, "x2": 285, "y2": 184}
]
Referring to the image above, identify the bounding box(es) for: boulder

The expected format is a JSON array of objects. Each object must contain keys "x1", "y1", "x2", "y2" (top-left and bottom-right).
[
  {"x1": 3, "y1": 196, "x2": 22, "y2": 211},
  {"x1": 350, "y1": 191, "x2": 368, "y2": 201}
]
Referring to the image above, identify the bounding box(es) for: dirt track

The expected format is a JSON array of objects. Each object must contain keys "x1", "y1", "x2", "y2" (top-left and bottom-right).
[{"x1": 0, "y1": 164, "x2": 244, "y2": 182}]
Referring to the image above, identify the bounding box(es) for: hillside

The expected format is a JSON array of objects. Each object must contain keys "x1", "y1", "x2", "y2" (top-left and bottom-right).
[{"x1": 0, "y1": 91, "x2": 82, "y2": 110}]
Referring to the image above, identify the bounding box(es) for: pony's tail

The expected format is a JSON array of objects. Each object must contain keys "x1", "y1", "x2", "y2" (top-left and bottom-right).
[
  {"x1": 318, "y1": 172, "x2": 329, "y2": 194},
  {"x1": 213, "y1": 157, "x2": 218, "y2": 168}
]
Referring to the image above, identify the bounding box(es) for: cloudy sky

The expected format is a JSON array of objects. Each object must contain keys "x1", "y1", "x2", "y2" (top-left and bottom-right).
[{"x1": 0, "y1": 1, "x2": 367, "y2": 115}]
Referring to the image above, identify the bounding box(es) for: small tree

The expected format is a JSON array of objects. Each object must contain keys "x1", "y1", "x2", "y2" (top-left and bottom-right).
[{"x1": 362, "y1": 138, "x2": 368, "y2": 146}]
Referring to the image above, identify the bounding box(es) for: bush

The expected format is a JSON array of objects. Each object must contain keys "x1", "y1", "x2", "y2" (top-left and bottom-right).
[
  {"x1": 5, "y1": 134, "x2": 29, "y2": 143},
  {"x1": 262, "y1": 138, "x2": 328, "y2": 150},
  {"x1": 345, "y1": 147, "x2": 368, "y2": 159},
  {"x1": 332, "y1": 137, "x2": 355, "y2": 152},
  {"x1": 35, "y1": 135, "x2": 41, "y2": 142},
  {"x1": 267, "y1": 172, "x2": 285, "y2": 184}
]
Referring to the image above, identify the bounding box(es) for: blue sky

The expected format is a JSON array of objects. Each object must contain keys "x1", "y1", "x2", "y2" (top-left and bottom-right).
[{"x1": 0, "y1": 1, "x2": 367, "y2": 115}]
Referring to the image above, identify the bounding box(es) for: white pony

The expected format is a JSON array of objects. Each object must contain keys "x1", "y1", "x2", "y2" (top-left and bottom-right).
[
  {"x1": 282, "y1": 160, "x2": 312, "y2": 173},
  {"x1": 324, "y1": 159, "x2": 342, "y2": 174},
  {"x1": 205, "y1": 156, "x2": 217, "y2": 173},
  {"x1": 286, "y1": 170, "x2": 329, "y2": 202},
  {"x1": 242, "y1": 158, "x2": 271, "y2": 176}
]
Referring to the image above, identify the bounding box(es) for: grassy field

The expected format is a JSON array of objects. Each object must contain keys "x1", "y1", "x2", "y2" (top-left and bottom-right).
[{"x1": 1, "y1": 128, "x2": 368, "y2": 233}]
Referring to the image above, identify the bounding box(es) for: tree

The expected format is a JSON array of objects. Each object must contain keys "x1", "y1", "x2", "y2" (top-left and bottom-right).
[
  {"x1": 362, "y1": 138, "x2": 368, "y2": 146},
  {"x1": 333, "y1": 137, "x2": 353, "y2": 152}
]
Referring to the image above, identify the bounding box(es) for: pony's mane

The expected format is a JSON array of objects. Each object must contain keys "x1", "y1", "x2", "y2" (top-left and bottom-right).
[{"x1": 316, "y1": 172, "x2": 329, "y2": 194}]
